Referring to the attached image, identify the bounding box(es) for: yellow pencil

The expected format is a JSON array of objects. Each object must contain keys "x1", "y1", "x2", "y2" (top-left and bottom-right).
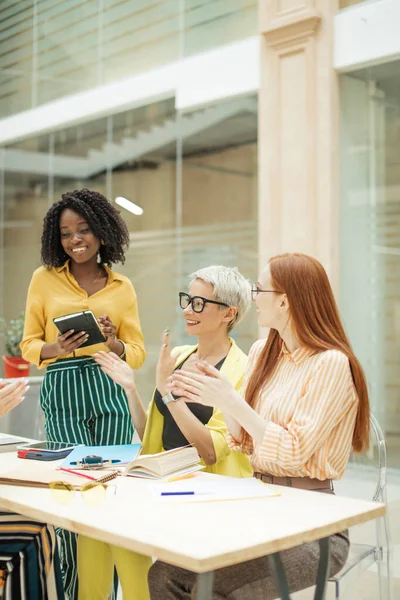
[{"x1": 167, "y1": 473, "x2": 196, "y2": 483}]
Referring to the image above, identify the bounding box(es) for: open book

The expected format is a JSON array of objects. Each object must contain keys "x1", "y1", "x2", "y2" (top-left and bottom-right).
[{"x1": 124, "y1": 446, "x2": 204, "y2": 480}]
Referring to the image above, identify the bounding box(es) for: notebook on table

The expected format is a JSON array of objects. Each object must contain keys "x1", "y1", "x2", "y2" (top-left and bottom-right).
[
  {"x1": 124, "y1": 446, "x2": 203, "y2": 480},
  {"x1": 53, "y1": 310, "x2": 106, "y2": 348},
  {"x1": 0, "y1": 464, "x2": 119, "y2": 489}
]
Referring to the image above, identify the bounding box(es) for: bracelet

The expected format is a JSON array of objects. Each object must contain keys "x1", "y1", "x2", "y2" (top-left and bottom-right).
[
  {"x1": 162, "y1": 391, "x2": 180, "y2": 406},
  {"x1": 118, "y1": 339, "x2": 126, "y2": 361}
]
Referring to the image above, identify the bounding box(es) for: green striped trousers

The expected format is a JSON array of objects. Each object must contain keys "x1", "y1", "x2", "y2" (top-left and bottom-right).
[{"x1": 40, "y1": 356, "x2": 134, "y2": 600}]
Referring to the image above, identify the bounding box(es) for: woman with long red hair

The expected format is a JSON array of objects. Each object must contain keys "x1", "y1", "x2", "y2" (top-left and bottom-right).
[{"x1": 148, "y1": 252, "x2": 370, "y2": 600}]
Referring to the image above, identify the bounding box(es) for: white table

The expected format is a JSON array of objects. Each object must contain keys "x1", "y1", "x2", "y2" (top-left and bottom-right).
[{"x1": 0, "y1": 452, "x2": 385, "y2": 600}]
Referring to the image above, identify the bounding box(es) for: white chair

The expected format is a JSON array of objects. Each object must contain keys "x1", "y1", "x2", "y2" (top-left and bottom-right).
[{"x1": 329, "y1": 414, "x2": 391, "y2": 599}]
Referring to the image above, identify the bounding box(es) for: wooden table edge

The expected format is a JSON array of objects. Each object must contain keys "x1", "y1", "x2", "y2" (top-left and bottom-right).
[{"x1": 0, "y1": 498, "x2": 385, "y2": 573}]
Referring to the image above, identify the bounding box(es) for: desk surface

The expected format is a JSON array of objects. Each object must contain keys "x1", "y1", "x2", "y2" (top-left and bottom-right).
[{"x1": 0, "y1": 452, "x2": 385, "y2": 573}]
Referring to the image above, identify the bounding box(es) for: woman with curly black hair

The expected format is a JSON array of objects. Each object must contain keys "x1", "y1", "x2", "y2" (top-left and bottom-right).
[{"x1": 21, "y1": 189, "x2": 146, "y2": 600}]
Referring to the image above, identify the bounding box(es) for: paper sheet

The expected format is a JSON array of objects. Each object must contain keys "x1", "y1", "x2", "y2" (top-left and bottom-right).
[{"x1": 151, "y1": 475, "x2": 280, "y2": 503}]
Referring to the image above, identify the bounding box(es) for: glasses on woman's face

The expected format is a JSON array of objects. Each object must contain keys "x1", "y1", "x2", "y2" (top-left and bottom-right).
[
  {"x1": 179, "y1": 292, "x2": 229, "y2": 314},
  {"x1": 49, "y1": 481, "x2": 115, "y2": 506},
  {"x1": 251, "y1": 284, "x2": 281, "y2": 302}
]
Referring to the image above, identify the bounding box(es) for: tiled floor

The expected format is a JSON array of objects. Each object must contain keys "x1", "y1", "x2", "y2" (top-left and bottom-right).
[{"x1": 117, "y1": 465, "x2": 396, "y2": 599}]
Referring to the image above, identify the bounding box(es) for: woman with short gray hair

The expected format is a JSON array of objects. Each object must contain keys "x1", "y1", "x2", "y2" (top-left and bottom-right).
[
  {"x1": 188, "y1": 265, "x2": 251, "y2": 332},
  {"x1": 78, "y1": 265, "x2": 253, "y2": 600}
]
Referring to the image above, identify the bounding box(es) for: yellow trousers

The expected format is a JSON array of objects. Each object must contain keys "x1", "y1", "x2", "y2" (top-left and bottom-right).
[{"x1": 78, "y1": 536, "x2": 151, "y2": 600}]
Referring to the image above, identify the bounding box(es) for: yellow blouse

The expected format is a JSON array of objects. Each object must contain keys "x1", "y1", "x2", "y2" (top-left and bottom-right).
[
  {"x1": 21, "y1": 261, "x2": 145, "y2": 370},
  {"x1": 142, "y1": 338, "x2": 252, "y2": 478},
  {"x1": 227, "y1": 339, "x2": 358, "y2": 480}
]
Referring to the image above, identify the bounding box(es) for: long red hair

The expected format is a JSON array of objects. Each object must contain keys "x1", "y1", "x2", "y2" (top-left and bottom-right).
[{"x1": 245, "y1": 253, "x2": 370, "y2": 453}]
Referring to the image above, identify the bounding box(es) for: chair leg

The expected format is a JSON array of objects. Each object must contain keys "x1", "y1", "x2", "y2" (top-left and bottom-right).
[
  {"x1": 383, "y1": 514, "x2": 392, "y2": 600},
  {"x1": 375, "y1": 518, "x2": 384, "y2": 600}
]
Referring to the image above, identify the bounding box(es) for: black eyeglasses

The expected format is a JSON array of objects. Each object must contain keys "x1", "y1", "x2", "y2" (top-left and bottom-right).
[
  {"x1": 179, "y1": 292, "x2": 229, "y2": 313},
  {"x1": 251, "y1": 285, "x2": 282, "y2": 301}
]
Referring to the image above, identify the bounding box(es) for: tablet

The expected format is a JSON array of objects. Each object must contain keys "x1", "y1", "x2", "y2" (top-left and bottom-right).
[{"x1": 17, "y1": 441, "x2": 79, "y2": 453}]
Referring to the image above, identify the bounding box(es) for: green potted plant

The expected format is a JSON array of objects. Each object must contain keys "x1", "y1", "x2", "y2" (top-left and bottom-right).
[{"x1": 0, "y1": 311, "x2": 30, "y2": 378}]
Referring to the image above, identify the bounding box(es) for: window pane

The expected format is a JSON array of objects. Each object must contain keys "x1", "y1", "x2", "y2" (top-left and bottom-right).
[{"x1": 340, "y1": 60, "x2": 400, "y2": 468}]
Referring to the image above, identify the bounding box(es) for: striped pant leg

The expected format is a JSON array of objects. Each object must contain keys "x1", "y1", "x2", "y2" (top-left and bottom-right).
[
  {"x1": 86, "y1": 367, "x2": 134, "y2": 446},
  {"x1": 79, "y1": 366, "x2": 134, "y2": 599},
  {"x1": 40, "y1": 366, "x2": 93, "y2": 600},
  {"x1": 40, "y1": 366, "x2": 94, "y2": 447},
  {"x1": 0, "y1": 512, "x2": 64, "y2": 600}
]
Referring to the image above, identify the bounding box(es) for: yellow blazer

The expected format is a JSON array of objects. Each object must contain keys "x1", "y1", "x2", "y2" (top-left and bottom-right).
[{"x1": 142, "y1": 338, "x2": 252, "y2": 478}]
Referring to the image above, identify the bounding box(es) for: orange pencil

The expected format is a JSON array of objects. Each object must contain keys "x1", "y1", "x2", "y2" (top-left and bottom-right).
[{"x1": 167, "y1": 473, "x2": 197, "y2": 483}]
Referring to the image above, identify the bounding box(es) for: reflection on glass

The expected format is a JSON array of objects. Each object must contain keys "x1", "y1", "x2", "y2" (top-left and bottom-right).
[
  {"x1": 36, "y1": 0, "x2": 98, "y2": 105},
  {"x1": 180, "y1": 97, "x2": 258, "y2": 351},
  {"x1": 183, "y1": 1, "x2": 257, "y2": 57},
  {"x1": 2, "y1": 145, "x2": 50, "y2": 327},
  {"x1": 0, "y1": 1, "x2": 258, "y2": 117},
  {"x1": 340, "y1": 60, "x2": 400, "y2": 468}
]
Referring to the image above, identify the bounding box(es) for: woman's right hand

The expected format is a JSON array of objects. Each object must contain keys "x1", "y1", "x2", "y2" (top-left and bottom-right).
[
  {"x1": 54, "y1": 330, "x2": 89, "y2": 355},
  {"x1": 0, "y1": 379, "x2": 29, "y2": 417},
  {"x1": 93, "y1": 351, "x2": 136, "y2": 391}
]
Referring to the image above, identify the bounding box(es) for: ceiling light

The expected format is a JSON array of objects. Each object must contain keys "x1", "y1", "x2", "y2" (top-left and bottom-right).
[{"x1": 115, "y1": 196, "x2": 144, "y2": 216}]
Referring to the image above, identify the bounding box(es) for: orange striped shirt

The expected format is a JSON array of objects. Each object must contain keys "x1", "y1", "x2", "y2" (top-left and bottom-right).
[{"x1": 227, "y1": 339, "x2": 358, "y2": 480}]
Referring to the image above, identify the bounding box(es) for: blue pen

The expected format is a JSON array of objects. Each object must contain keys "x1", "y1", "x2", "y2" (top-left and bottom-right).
[{"x1": 161, "y1": 491, "x2": 195, "y2": 496}]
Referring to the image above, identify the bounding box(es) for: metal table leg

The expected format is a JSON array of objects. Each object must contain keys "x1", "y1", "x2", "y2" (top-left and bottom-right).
[
  {"x1": 313, "y1": 537, "x2": 331, "y2": 600},
  {"x1": 270, "y1": 537, "x2": 331, "y2": 600},
  {"x1": 270, "y1": 552, "x2": 291, "y2": 600},
  {"x1": 196, "y1": 571, "x2": 214, "y2": 600}
]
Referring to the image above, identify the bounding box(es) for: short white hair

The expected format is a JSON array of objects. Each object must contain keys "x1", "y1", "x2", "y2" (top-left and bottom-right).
[{"x1": 189, "y1": 265, "x2": 251, "y2": 332}]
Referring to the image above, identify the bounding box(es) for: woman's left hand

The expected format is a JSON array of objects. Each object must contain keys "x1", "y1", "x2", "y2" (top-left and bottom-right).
[
  {"x1": 167, "y1": 361, "x2": 235, "y2": 411},
  {"x1": 156, "y1": 330, "x2": 178, "y2": 396},
  {"x1": 98, "y1": 314, "x2": 117, "y2": 347}
]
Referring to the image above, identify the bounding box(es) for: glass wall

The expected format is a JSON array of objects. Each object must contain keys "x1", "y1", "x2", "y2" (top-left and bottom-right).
[
  {"x1": 0, "y1": 0, "x2": 257, "y2": 118},
  {"x1": 0, "y1": 93, "x2": 258, "y2": 436},
  {"x1": 340, "y1": 60, "x2": 400, "y2": 467}
]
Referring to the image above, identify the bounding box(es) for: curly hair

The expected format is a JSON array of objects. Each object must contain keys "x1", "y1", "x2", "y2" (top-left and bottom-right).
[{"x1": 41, "y1": 189, "x2": 130, "y2": 268}]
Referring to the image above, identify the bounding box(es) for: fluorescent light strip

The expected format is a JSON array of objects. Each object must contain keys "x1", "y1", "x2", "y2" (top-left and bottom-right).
[{"x1": 115, "y1": 196, "x2": 144, "y2": 216}]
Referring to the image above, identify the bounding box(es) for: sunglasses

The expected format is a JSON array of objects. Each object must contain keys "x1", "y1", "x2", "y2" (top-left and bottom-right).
[
  {"x1": 49, "y1": 481, "x2": 115, "y2": 506},
  {"x1": 179, "y1": 292, "x2": 229, "y2": 314}
]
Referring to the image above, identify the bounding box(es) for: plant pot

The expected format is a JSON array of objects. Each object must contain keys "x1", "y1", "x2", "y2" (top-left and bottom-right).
[{"x1": 2, "y1": 356, "x2": 30, "y2": 379}]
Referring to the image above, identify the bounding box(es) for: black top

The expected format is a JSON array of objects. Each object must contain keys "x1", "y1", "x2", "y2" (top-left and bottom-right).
[{"x1": 154, "y1": 353, "x2": 227, "y2": 451}]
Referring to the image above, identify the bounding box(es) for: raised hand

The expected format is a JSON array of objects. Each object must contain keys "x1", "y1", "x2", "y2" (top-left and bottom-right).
[
  {"x1": 93, "y1": 351, "x2": 135, "y2": 391},
  {"x1": 0, "y1": 379, "x2": 29, "y2": 417},
  {"x1": 156, "y1": 330, "x2": 178, "y2": 396}
]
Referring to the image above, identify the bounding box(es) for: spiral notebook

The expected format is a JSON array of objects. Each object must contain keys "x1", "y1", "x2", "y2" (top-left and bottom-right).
[{"x1": 0, "y1": 464, "x2": 119, "y2": 489}]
